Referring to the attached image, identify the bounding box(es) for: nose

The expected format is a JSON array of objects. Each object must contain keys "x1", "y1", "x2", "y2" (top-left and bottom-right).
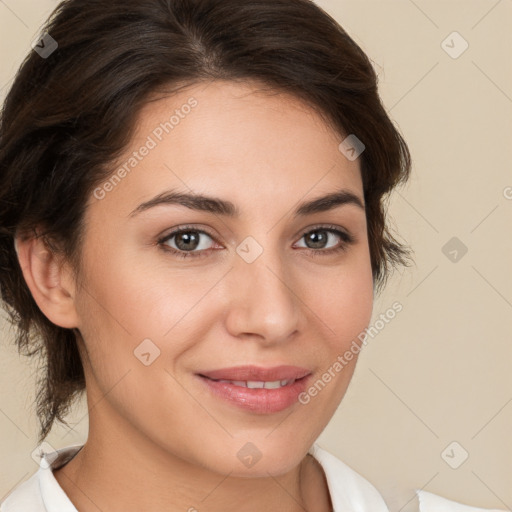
[{"x1": 224, "y1": 242, "x2": 302, "y2": 346}]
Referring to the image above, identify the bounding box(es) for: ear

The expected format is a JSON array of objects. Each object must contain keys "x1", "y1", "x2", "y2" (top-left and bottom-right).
[{"x1": 14, "y1": 232, "x2": 80, "y2": 329}]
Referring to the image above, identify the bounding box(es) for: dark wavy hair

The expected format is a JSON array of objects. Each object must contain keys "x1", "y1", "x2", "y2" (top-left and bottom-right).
[{"x1": 0, "y1": 0, "x2": 412, "y2": 443}]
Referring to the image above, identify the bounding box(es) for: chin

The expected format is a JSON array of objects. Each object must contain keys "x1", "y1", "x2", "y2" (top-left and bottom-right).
[
  {"x1": 225, "y1": 455, "x2": 305, "y2": 479},
  {"x1": 213, "y1": 435, "x2": 312, "y2": 478}
]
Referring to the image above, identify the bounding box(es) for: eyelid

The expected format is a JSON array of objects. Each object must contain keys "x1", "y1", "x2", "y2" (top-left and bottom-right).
[
  {"x1": 157, "y1": 224, "x2": 217, "y2": 242},
  {"x1": 297, "y1": 223, "x2": 354, "y2": 242}
]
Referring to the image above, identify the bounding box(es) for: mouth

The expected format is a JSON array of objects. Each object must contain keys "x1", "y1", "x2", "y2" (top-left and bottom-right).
[
  {"x1": 195, "y1": 365, "x2": 312, "y2": 414},
  {"x1": 201, "y1": 377, "x2": 300, "y2": 389},
  {"x1": 197, "y1": 364, "x2": 311, "y2": 382}
]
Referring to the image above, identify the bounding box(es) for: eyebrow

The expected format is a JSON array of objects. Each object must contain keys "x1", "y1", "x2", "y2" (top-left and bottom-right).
[{"x1": 129, "y1": 188, "x2": 365, "y2": 218}]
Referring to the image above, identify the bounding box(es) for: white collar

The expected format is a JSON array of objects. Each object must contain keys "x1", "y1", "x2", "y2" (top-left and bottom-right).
[{"x1": 416, "y1": 490, "x2": 508, "y2": 512}]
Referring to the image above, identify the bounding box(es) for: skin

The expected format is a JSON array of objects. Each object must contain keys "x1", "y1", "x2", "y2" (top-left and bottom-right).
[{"x1": 17, "y1": 79, "x2": 374, "y2": 512}]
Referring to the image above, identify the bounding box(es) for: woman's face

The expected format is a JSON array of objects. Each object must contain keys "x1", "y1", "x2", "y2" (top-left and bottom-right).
[{"x1": 73, "y1": 79, "x2": 373, "y2": 476}]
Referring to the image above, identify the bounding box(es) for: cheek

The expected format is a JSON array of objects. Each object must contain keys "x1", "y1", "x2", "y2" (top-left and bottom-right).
[
  {"x1": 301, "y1": 251, "x2": 373, "y2": 401},
  {"x1": 297, "y1": 268, "x2": 373, "y2": 424},
  {"x1": 77, "y1": 242, "x2": 212, "y2": 340},
  {"x1": 311, "y1": 251, "x2": 374, "y2": 345},
  {"x1": 73, "y1": 246, "x2": 232, "y2": 407}
]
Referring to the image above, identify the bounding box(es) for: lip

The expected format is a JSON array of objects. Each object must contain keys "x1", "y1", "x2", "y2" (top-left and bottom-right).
[
  {"x1": 198, "y1": 365, "x2": 311, "y2": 382},
  {"x1": 196, "y1": 365, "x2": 312, "y2": 414}
]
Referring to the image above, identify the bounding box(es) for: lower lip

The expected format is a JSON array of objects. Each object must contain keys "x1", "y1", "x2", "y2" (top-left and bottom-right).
[{"x1": 197, "y1": 375, "x2": 310, "y2": 414}]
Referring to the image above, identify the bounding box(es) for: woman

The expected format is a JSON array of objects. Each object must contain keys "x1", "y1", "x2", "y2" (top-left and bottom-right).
[{"x1": 0, "y1": 0, "x2": 487, "y2": 511}]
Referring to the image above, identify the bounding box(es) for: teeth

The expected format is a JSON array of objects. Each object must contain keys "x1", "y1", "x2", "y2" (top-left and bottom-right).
[
  {"x1": 215, "y1": 379, "x2": 295, "y2": 389},
  {"x1": 263, "y1": 380, "x2": 282, "y2": 389},
  {"x1": 247, "y1": 381, "x2": 265, "y2": 389}
]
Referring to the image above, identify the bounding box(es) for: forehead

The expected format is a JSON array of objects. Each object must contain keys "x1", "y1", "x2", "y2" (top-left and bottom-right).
[{"x1": 89, "y1": 79, "x2": 363, "y2": 220}]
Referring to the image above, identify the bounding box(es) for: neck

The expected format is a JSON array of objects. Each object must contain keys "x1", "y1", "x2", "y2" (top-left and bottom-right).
[{"x1": 53, "y1": 409, "x2": 332, "y2": 512}]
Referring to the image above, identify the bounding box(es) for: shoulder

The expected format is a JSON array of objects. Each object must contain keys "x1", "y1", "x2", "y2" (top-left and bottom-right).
[
  {"x1": 0, "y1": 444, "x2": 83, "y2": 512},
  {"x1": 0, "y1": 471, "x2": 44, "y2": 512},
  {"x1": 416, "y1": 490, "x2": 509, "y2": 512},
  {"x1": 309, "y1": 443, "x2": 389, "y2": 511}
]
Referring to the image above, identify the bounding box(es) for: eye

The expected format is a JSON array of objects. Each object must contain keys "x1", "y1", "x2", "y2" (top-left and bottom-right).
[
  {"x1": 158, "y1": 226, "x2": 218, "y2": 259},
  {"x1": 294, "y1": 225, "x2": 355, "y2": 256},
  {"x1": 157, "y1": 224, "x2": 355, "y2": 260}
]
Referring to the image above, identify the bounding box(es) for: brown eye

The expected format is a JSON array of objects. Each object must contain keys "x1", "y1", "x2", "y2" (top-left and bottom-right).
[
  {"x1": 173, "y1": 231, "x2": 202, "y2": 251},
  {"x1": 303, "y1": 230, "x2": 331, "y2": 249},
  {"x1": 295, "y1": 226, "x2": 355, "y2": 256},
  {"x1": 158, "y1": 224, "x2": 355, "y2": 261},
  {"x1": 158, "y1": 228, "x2": 217, "y2": 259}
]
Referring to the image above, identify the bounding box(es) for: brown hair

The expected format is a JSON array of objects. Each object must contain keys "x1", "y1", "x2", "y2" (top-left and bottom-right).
[{"x1": 0, "y1": 0, "x2": 412, "y2": 443}]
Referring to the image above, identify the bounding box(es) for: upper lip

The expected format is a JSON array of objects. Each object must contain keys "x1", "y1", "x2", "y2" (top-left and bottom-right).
[{"x1": 198, "y1": 365, "x2": 311, "y2": 382}]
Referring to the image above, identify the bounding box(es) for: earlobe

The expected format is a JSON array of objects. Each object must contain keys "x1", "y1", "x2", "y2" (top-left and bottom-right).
[{"x1": 15, "y1": 233, "x2": 80, "y2": 329}]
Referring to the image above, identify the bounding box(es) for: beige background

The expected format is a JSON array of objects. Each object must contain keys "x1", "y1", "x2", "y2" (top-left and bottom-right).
[{"x1": 1, "y1": 1, "x2": 511, "y2": 511}]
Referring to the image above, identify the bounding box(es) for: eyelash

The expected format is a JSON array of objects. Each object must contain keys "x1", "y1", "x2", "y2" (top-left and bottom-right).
[{"x1": 157, "y1": 224, "x2": 355, "y2": 260}]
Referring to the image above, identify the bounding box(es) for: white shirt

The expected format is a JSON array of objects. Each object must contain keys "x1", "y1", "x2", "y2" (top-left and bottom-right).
[
  {"x1": 416, "y1": 490, "x2": 508, "y2": 512},
  {"x1": 0, "y1": 443, "x2": 506, "y2": 512}
]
